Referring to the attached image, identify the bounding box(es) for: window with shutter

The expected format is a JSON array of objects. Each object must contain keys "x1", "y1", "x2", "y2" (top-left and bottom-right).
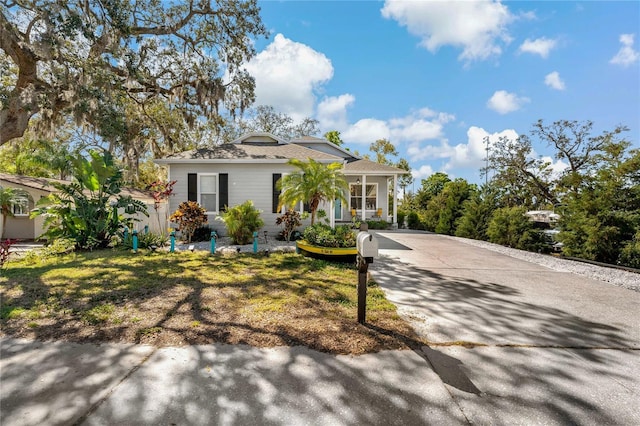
[{"x1": 272, "y1": 173, "x2": 281, "y2": 213}]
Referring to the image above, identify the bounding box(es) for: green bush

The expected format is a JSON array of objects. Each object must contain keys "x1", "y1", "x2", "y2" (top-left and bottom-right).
[
  {"x1": 406, "y1": 211, "x2": 423, "y2": 230},
  {"x1": 303, "y1": 224, "x2": 356, "y2": 248},
  {"x1": 22, "y1": 238, "x2": 76, "y2": 264},
  {"x1": 397, "y1": 211, "x2": 406, "y2": 229},
  {"x1": 120, "y1": 232, "x2": 168, "y2": 249},
  {"x1": 487, "y1": 207, "x2": 546, "y2": 251},
  {"x1": 619, "y1": 232, "x2": 640, "y2": 268},
  {"x1": 191, "y1": 225, "x2": 216, "y2": 242},
  {"x1": 219, "y1": 200, "x2": 264, "y2": 245},
  {"x1": 365, "y1": 220, "x2": 390, "y2": 230},
  {"x1": 30, "y1": 150, "x2": 148, "y2": 250}
]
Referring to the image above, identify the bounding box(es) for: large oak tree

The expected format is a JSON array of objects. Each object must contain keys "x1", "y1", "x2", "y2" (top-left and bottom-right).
[{"x1": 0, "y1": 0, "x2": 267, "y2": 145}]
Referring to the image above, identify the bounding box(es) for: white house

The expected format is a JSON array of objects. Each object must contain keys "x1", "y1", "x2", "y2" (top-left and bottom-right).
[{"x1": 155, "y1": 132, "x2": 407, "y2": 235}]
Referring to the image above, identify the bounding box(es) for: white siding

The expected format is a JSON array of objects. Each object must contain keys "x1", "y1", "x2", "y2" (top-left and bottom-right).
[
  {"x1": 344, "y1": 176, "x2": 389, "y2": 220},
  {"x1": 168, "y1": 163, "x2": 297, "y2": 236}
]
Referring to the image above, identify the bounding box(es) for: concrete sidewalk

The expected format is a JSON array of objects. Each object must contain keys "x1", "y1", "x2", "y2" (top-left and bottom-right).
[{"x1": 1, "y1": 338, "x2": 464, "y2": 426}]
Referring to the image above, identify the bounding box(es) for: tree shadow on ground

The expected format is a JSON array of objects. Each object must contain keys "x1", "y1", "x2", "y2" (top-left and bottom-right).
[
  {"x1": 368, "y1": 255, "x2": 640, "y2": 425},
  {"x1": 0, "y1": 337, "x2": 465, "y2": 426}
]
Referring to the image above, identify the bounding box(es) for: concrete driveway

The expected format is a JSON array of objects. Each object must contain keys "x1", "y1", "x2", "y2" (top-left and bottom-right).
[
  {"x1": 370, "y1": 231, "x2": 640, "y2": 425},
  {"x1": 1, "y1": 232, "x2": 638, "y2": 425}
]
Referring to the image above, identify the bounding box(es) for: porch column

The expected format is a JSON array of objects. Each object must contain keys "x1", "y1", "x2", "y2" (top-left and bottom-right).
[
  {"x1": 393, "y1": 174, "x2": 398, "y2": 225},
  {"x1": 329, "y1": 199, "x2": 335, "y2": 228},
  {"x1": 361, "y1": 174, "x2": 366, "y2": 220}
]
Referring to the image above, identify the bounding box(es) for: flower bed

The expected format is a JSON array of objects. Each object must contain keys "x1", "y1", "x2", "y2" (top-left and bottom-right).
[{"x1": 296, "y1": 224, "x2": 357, "y2": 261}]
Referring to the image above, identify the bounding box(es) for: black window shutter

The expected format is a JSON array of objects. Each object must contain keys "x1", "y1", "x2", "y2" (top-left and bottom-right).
[
  {"x1": 219, "y1": 173, "x2": 228, "y2": 211},
  {"x1": 187, "y1": 173, "x2": 197, "y2": 202},
  {"x1": 272, "y1": 173, "x2": 282, "y2": 213},
  {"x1": 303, "y1": 201, "x2": 310, "y2": 212}
]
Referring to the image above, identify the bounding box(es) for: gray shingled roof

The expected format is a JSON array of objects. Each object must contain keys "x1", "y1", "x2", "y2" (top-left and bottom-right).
[
  {"x1": 0, "y1": 173, "x2": 155, "y2": 202},
  {"x1": 343, "y1": 159, "x2": 407, "y2": 175},
  {"x1": 158, "y1": 143, "x2": 343, "y2": 162}
]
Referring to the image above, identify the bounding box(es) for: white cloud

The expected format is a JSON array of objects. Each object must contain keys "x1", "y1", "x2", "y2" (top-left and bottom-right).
[
  {"x1": 486, "y1": 90, "x2": 530, "y2": 114},
  {"x1": 610, "y1": 33, "x2": 639, "y2": 67},
  {"x1": 342, "y1": 119, "x2": 391, "y2": 144},
  {"x1": 540, "y1": 156, "x2": 569, "y2": 178},
  {"x1": 445, "y1": 126, "x2": 519, "y2": 170},
  {"x1": 518, "y1": 37, "x2": 557, "y2": 58},
  {"x1": 412, "y1": 164, "x2": 435, "y2": 180},
  {"x1": 245, "y1": 34, "x2": 333, "y2": 121},
  {"x1": 407, "y1": 141, "x2": 454, "y2": 162},
  {"x1": 544, "y1": 71, "x2": 566, "y2": 90},
  {"x1": 381, "y1": 0, "x2": 514, "y2": 62},
  {"x1": 316, "y1": 94, "x2": 355, "y2": 131},
  {"x1": 341, "y1": 109, "x2": 455, "y2": 145}
]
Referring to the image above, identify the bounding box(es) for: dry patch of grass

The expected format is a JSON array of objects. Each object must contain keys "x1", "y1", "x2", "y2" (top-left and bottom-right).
[{"x1": 0, "y1": 250, "x2": 423, "y2": 354}]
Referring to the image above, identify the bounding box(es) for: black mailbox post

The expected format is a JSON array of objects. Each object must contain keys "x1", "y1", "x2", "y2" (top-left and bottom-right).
[{"x1": 356, "y1": 225, "x2": 378, "y2": 324}]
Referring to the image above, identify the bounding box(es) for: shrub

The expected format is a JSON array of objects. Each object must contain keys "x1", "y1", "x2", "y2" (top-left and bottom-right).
[
  {"x1": 397, "y1": 211, "x2": 406, "y2": 229},
  {"x1": 169, "y1": 201, "x2": 208, "y2": 243},
  {"x1": 22, "y1": 238, "x2": 76, "y2": 264},
  {"x1": 487, "y1": 207, "x2": 547, "y2": 252},
  {"x1": 30, "y1": 150, "x2": 148, "y2": 250},
  {"x1": 276, "y1": 209, "x2": 302, "y2": 242},
  {"x1": 191, "y1": 225, "x2": 216, "y2": 242},
  {"x1": 619, "y1": 232, "x2": 640, "y2": 268},
  {"x1": 365, "y1": 220, "x2": 390, "y2": 230},
  {"x1": 406, "y1": 211, "x2": 423, "y2": 230},
  {"x1": 120, "y1": 232, "x2": 169, "y2": 249},
  {"x1": 219, "y1": 200, "x2": 264, "y2": 245},
  {"x1": 303, "y1": 224, "x2": 356, "y2": 248}
]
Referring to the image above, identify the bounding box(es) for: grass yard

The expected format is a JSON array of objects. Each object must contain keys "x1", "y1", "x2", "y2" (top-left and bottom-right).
[{"x1": 0, "y1": 250, "x2": 423, "y2": 354}]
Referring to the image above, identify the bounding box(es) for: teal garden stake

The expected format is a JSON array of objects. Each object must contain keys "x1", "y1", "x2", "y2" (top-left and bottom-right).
[
  {"x1": 124, "y1": 227, "x2": 129, "y2": 242},
  {"x1": 132, "y1": 230, "x2": 138, "y2": 253},
  {"x1": 253, "y1": 231, "x2": 258, "y2": 253},
  {"x1": 210, "y1": 230, "x2": 217, "y2": 254},
  {"x1": 170, "y1": 231, "x2": 175, "y2": 253}
]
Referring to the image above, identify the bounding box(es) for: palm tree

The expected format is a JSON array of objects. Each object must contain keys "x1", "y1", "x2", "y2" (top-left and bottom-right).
[
  {"x1": 0, "y1": 187, "x2": 17, "y2": 239},
  {"x1": 278, "y1": 159, "x2": 349, "y2": 225}
]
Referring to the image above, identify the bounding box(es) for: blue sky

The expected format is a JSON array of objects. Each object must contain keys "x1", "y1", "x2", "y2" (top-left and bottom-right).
[{"x1": 244, "y1": 1, "x2": 640, "y2": 186}]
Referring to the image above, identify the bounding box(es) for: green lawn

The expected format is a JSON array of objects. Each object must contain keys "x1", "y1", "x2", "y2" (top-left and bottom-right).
[{"x1": 0, "y1": 249, "x2": 423, "y2": 354}]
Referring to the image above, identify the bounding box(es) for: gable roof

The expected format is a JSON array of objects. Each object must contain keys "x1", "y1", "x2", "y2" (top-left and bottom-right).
[
  {"x1": 343, "y1": 159, "x2": 408, "y2": 175},
  {"x1": 156, "y1": 143, "x2": 344, "y2": 163},
  {"x1": 230, "y1": 132, "x2": 287, "y2": 145},
  {"x1": 0, "y1": 173, "x2": 68, "y2": 191},
  {"x1": 0, "y1": 173, "x2": 156, "y2": 203},
  {"x1": 289, "y1": 136, "x2": 358, "y2": 160}
]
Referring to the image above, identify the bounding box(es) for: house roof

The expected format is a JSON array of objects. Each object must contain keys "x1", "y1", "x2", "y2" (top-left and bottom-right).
[
  {"x1": 343, "y1": 159, "x2": 408, "y2": 175},
  {"x1": 289, "y1": 136, "x2": 359, "y2": 160},
  {"x1": 156, "y1": 132, "x2": 408, "y2": 176},
  {"x1": 0, "y1": 173, "x2": 68, "y2": 191},
  {"x1": 156, "y1": 143, "x2": 344, "y2": 163},
  {"x1": 0, "y1": 173, "x2": 156, "y2": 203},
  {"x1": 230, "y1": 132, "x2": 287, "y2": 145}
]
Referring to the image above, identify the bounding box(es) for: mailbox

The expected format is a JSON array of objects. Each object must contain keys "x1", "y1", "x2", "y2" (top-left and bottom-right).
[{"x1": 357, "y1": 231, "x2": 379, "y2": 260}]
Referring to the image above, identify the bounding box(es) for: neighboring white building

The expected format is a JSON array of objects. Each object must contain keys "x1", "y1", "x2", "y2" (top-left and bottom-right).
[{"x1": 525, "y1": 210, "x2": 561, "y2": 224}]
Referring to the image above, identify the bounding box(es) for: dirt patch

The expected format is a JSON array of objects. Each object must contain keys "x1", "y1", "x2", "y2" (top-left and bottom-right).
[{"x1": 1, "y1": 250, "x2": 424, "y2": 355}]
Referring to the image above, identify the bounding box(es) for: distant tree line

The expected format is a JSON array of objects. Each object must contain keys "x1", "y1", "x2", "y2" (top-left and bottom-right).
[{"x1": 400, "y1": 120, "x2": 640, "y2": 268}]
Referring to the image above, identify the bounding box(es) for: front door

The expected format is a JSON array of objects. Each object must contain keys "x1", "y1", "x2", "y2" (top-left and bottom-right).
[{"x1": 334, "y1": 198, "x2": 342, "y2": 220}]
